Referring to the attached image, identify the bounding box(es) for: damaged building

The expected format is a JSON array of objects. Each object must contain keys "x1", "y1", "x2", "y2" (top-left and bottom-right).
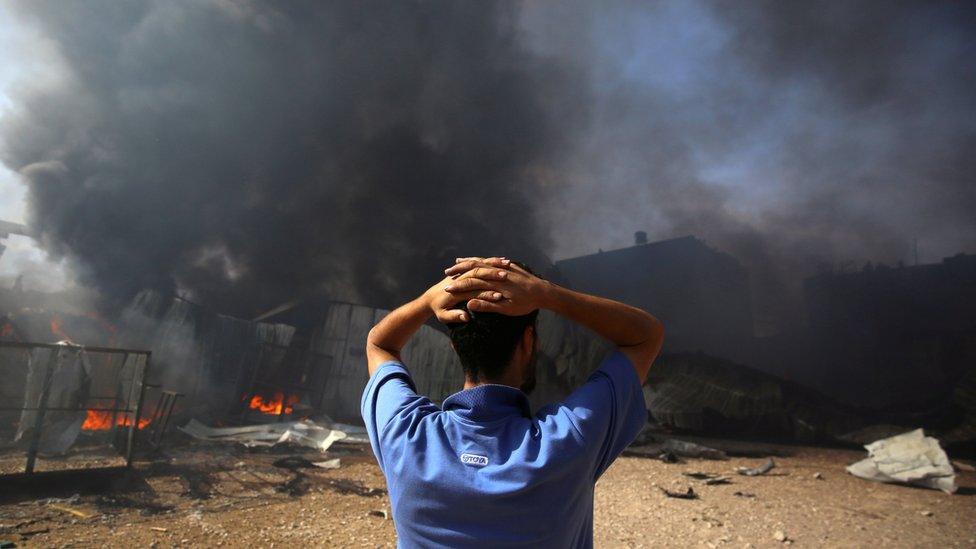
[{"x1": 552, "y1": 234, "x2": 754, "y2": 361}]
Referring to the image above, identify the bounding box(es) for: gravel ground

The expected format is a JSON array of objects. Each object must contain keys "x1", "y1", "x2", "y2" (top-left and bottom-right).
[{"x1": 0, "y1": 442, "x2": 973, "y2": 547}]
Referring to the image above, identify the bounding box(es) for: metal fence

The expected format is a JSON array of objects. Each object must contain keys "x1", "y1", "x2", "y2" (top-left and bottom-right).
[{"x1": 0, "y1": 341, "x2": 151, "y2": 475}]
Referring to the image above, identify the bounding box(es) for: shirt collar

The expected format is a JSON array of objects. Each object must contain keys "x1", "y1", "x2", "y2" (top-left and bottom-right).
[{"x1": 442, "y1": 384, "x2": 532, "y2": 422}]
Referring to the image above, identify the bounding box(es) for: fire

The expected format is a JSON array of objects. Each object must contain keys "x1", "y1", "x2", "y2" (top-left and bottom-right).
[
  {"x1": 81, "y1": 409, "x2": 151, "y2": 431},
  {"x1": 247, "y1": 392, "x2": 300, "y2": 415},
  {"x1": 85, "y1": 311, "x2": 119, "y2": 345},
  {"x1": 50, "y1": 314, "x2": 72, "y2": 341}
]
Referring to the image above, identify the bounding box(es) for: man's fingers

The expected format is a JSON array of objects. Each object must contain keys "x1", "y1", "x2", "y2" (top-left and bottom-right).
[
  {"x1": 466, "y1": 299, "x2": 507, "y2": 313},
  {"x1": 436, "y1": 308, "x2": 469, "y2": 324},
  {"x1": 457, "y1": 267, "x2": 509, "y2": 281},
  {"x1": 443, "y1": 277, "x2": 507, "y2": 293},
  {"x1": 445, "y1": 289, "x2": 503, "y2": 303},
  {"x1": 444, "y1": 257, "x2": 510, "y2": 276},
  {"x1": 454, "y1": 256, "x2": 508, "y2": 263}
]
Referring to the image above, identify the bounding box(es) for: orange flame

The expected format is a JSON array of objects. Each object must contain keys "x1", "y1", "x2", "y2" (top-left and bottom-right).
[
  {"x1": 50, "y1": 314, "x2": 72, "y2": 341},
  {"x1": 84, "y1": 311, "x2": 119, "y2": 345},
  {"x1": 81, "y1": 409, "x2": 151, "y2": 430},
  {"x1": 247, "y1": 392, "x2": 300, "y2": 415}
]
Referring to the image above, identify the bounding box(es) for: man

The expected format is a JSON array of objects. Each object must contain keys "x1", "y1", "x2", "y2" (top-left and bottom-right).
[{"x1": 362, "y1": 257, "x2": 664, "y2": 547}]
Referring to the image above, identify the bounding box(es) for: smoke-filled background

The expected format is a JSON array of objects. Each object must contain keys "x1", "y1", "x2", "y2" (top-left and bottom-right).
[{"x1": 1, "y1": 0, "x2": 974, "y2": 327}]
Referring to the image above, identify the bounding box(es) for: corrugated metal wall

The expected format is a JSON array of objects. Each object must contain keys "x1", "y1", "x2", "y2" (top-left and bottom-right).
[
  {"x1": 308, "y1": 303, "x2": 613, "y2": 421},
  {"x1": 308, "y1": 302, "x2": 464, "y2": 421}
]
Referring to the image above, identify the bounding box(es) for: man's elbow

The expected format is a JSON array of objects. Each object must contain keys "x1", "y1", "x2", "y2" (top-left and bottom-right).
[{"x1": 649, "y1": 317, "x2": 664, "y2": 347}]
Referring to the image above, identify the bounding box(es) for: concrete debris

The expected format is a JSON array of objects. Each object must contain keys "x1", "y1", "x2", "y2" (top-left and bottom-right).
[
  {"x1": 773, "y1": 530, "x2": 789, "y2": 543},
  {"x1": 813, "y1": 472, "x2": 824, "y2": 480},
  {"x1": 272, "y1": 456, "x2": 318, "y2": 469},
  {"x1": 682, "y1": 472, "x2": 732, "y2": 485},
  {"x1": 313, "y1": 458, "x2": 341, "y2": 469},
  {"x1": 368, "y1": 509, "x2": 389, "y2": 519},
  {"x1": 682, "y1": 472, "x2": 713, "y2": 480},
  {"x1": 659, "y1": 486, "x2": 698, "y2": 499},
  {"x1": 846, "y1": 429, "x2": 957, "y2": 494},
  {"x1": 733, "y1": 491, "x2": 756, "y2": 498},
  {"x1": 736, "y1": 458, "x2": 776, "y2": 476},
  {"x1": 658, "y1": 451, "x2": 680, "y2": 463},
  {"x1": 921, "y1": 510, "x2": 933, "y2": 517},
  {"x1": 316, "y1": 418, "x2": 370, "y2": 444},
  {"x1": 627, "y1": 437, "x2": 728, "y2": 461},
  {"x1": 179, "y1": 419, "x2": 346, "y2": 452},
  {"x1": 31, "y1": 494, "x2": 81, "y2": 506}
]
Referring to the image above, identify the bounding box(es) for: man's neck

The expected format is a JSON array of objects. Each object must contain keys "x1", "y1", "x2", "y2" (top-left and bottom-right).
[{"x1": 463, "y1": 369, "x2": 521, "y2": 391}]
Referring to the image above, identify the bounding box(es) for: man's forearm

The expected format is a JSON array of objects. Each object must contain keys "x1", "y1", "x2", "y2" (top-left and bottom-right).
[
  {"x1": 366, "y1": 295, "x2": 432, "y2": 373},
  {"x1": 542, "y1": 283, "x2": 663, "y2": 380}
]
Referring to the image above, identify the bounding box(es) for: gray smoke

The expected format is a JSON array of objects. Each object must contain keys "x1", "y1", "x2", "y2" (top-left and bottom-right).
[
  {"x1": 527, "y1": 0, "x2": 976, "y2": 328},
  {"x1": 3, "y1": 1, "x2": 974, "y2": 330},
  {"x1": 1, "y1": 1, "x2": 583, "y2": 316}
]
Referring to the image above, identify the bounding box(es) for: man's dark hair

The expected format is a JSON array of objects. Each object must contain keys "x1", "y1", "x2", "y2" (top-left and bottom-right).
[{"x1": 448, "y1": 262, "x2": 540, "y2": 382}]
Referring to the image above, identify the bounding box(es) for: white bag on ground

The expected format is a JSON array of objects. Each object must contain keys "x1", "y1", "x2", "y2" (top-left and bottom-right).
[{"x1": 846, "y1": 428, "x2": 956, "y2": 494}]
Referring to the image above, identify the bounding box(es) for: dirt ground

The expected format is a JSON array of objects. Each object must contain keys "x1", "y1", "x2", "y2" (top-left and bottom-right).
[{"x1": 0, "y1": 440, "x2": 973, "y2": 548}]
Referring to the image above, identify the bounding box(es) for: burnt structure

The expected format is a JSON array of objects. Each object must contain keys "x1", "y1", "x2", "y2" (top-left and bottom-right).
[
  {"x1": 553, "y1": 235, "x2": 753, "y2": 360},
  {"x1": 797, "y1": 254, "x2": 976, "y2": 445},
  {"x1": 804, "y1": 253, "x2": 976, "y2": 338}
]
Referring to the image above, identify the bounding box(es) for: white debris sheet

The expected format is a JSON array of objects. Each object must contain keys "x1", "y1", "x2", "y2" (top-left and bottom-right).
[
  {"x1": 321, "y1": 421, "x2": 370, "y2": 444},
  {"x1": 846, "y1": 428, "x2": 957, "y2": 494},
  {"x1": 179, "y1": 419, "x2": 347, "y2": 452}
]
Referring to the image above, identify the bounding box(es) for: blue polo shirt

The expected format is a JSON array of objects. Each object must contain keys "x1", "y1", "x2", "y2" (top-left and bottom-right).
[{"x1": 361, "y1": 351, "x2": 646, "y2": 548}]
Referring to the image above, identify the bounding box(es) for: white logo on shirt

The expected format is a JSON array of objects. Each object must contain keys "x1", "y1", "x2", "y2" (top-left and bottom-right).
[{"x1": 460, "y1": 453, "x2": 489, "y2": 467}]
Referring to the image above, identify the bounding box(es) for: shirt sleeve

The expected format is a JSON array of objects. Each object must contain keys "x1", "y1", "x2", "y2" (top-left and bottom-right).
[
  {"x1": 557, "y1": 350, "x2": 648, "y2": 479},
  {"x1": 360, "y1": 361, "x2": 425, "y2": 469}
]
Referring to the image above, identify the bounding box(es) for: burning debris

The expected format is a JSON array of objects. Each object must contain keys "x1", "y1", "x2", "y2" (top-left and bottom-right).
[
  {"x1": 81, "y1": 408, "x2": 151, "y2": 432},
  {"x1": 245, "y1": 392, "x2": 301, "y2": 417},
  {"x1": 1, "y1": 340, "x2": 151, "y2": 475}
]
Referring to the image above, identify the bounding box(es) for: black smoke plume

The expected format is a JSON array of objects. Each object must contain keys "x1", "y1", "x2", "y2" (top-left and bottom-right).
[
  {"x1": 3, "y1": 1, "x2": 975, "y2": 332},
  {"x1": 2, "y1": 1, "x2": 583, "y2": 316}
]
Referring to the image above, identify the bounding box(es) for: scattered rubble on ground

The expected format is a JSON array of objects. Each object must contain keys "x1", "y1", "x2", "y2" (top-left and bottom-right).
[
  {"x1": 682, "y1": 472, "x2": 732, "y2": 486},
  {"x1": 1, "y1": 443, "x2": 973, "y2": 547},
  {"x1": 178, "y1": 419, "x2": 365, "y2": 452},
  {"x1": 626, "y1": 436, "x2": 728, "y2": 461},
  {"x1": 736, "y1": 458, "x2": 776, "y2": 476},
  {"x1": 659, "y1": 486, "x2": 698, "y2": 500}
]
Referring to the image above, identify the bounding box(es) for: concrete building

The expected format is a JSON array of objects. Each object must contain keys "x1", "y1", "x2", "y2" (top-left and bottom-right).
[{"x1": 552, "y1": 234, "x2": 753, "y2": 360}]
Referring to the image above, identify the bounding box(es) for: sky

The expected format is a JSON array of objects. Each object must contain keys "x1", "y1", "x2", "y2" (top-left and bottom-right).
[
  {"x1": 0, "y1": 3, "x2": 72, "y2": 292},
  {"x1": 0, "y1": 4, "x2": 63, "y2": 291}
]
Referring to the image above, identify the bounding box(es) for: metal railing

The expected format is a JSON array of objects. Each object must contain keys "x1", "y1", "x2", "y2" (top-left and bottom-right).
[{"x1": 0, "y1": 340, "x2": 151, "y2": 474}]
